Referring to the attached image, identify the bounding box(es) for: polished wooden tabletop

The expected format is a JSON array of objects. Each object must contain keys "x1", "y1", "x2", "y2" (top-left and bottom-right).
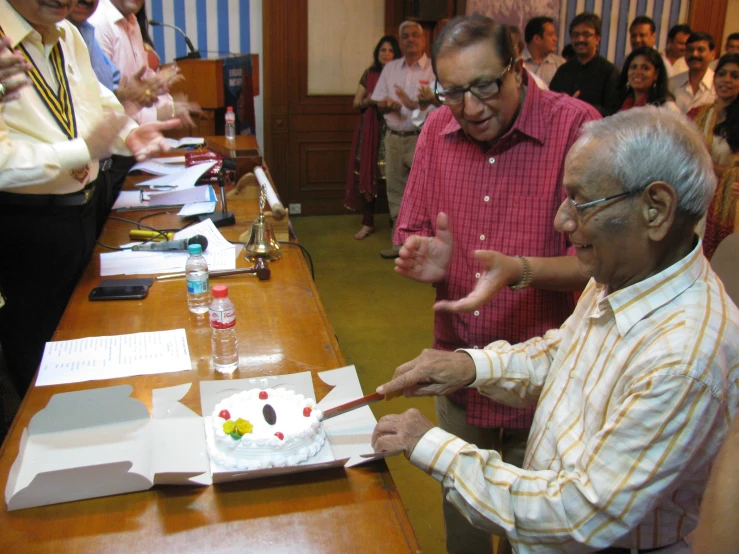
[{"x1": 0, "y1": 180, "x2": 420, "y2": 552}]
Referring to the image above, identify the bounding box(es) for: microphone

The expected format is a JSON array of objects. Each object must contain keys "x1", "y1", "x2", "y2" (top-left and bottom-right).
[
  {"x1": 132, "y1": 235, "x2": 208, "y2": 251},
  {"x1": 148, "y1": 19, "x2": 201, "y2": 59}
]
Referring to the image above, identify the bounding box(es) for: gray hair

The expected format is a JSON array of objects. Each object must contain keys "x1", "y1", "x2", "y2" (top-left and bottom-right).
[
  {"x1": 570, "y1": 106, "x2": 716, "y2": 220},
  {"x1": 399, "y1": 20, "x2": 423, "y2": 35}
]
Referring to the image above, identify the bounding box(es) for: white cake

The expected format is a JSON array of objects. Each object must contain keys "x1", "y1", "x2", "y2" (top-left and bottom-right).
[{"x1": 206, "y1": 387, "x2": 325, "y2": 470}]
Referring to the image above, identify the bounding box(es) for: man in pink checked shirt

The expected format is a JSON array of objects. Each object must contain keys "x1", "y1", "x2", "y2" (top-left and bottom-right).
[{"x1": 391, "y1": 14, "x2": 599, "y2": 553}]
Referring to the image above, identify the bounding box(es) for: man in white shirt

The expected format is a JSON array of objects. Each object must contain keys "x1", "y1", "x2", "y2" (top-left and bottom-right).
[
  {"x1": 710, "y1": 32, "x2": 739, "y2": 70},
  {"x1": 522, "y1": 16, "x2": 564, "y2": 86},
  {"x1": 663, "y1": 24, "x2": 691, "y2": 76},
  {"x1": 669, "y1": 31, "x2": 716, "y2": 113}
]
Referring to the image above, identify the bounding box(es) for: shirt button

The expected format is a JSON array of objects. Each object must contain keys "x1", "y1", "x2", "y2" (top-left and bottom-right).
[
  {"x1": 488, "y1": 157, "x2": 495, "y2": 164},
  {"x1": 473, "y1": 345, "x2": 479, "y2": 349},
  {"x1": 480, "y1": 234, "x2": 485, "y2": 241},
  {"x1": 475, "y1": 272, "x2": 481, "y2": 279},
  {"x1": 473, "y1": 310, "x2": 480, "y2": 316},
  {"x1": 484, "y1": 196, "x2": 490, "y2": 202}
]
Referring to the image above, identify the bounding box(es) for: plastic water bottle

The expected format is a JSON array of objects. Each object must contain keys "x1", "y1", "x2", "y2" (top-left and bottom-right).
[
  {"x1": 210, "y1": 284, "x2": 239, "y2": 373},
  {"x1": 186, "y1": 243, "x2": 210, "y2": 315},
  {"x1": 225, "y1": 106, "x2": 236, "y2": 140}
]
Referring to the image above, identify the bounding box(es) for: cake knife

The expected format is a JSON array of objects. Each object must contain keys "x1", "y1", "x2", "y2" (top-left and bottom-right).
[{"x1": 321, "y1": 392, "x2": 385, "y2": 420}]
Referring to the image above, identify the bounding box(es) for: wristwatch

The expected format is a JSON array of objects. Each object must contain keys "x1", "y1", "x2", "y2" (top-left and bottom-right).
[{"x1": 509, "y1": 255, "x2": 532, "y2": 291}]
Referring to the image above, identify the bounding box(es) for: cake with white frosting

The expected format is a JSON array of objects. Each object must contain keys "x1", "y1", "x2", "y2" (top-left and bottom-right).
[{"x1": 206, "y1": 388, "x2": 325, "y2": 470}]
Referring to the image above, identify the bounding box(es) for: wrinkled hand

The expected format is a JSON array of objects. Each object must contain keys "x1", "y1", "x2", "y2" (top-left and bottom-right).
[
  {"x1": 394, "y1": 85, "x2": 418, "y2": 109},
  {"x1": 378, "y1": 97, "x2": 402, "y2": 113},
  {"x1": 372, "y1": 409, "x2": 435, "y2": 458},
  {"x1": 434, "y1": 250, "x2": 521, "y2": 312},
  {"x1": 155, "y1": 64, "x2": 183, "y2": 91},
  {"x1": 394, "y1": 212, "x2": 453, "y2": 283},
  {"x1": 125, "y1": 118, "x2": 181, "y2": 161},
  {"x1": 376, "y1": 349, "x2": 476, "y2": 398},
  {"x1": 158, "y1": 93, "x2": 200, "y2": 127},
  {"x1": 84, "y1": 110, "x2": 130, "y2": 160},
  {"x1": 0, "y1": 37, "x2": 30, "y2": 102}
]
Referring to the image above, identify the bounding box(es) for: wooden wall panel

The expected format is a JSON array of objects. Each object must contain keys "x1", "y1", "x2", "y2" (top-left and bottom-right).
[{"x1": 690, "y1": 0, "x2": 730, "y2": 57}]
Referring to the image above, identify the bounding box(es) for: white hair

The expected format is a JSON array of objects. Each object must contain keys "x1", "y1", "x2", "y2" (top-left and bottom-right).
[
  {"x1": 399, "y1": 20, "x2": 423, "y2": 35},
  {"x1": 571, "y1": 106, "x2": 717, "y2": 220}
]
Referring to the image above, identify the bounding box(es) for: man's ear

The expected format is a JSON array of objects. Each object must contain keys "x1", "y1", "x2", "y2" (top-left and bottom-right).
[{"x1": 642, "y1": 181, "x2": 678, "y2": 241}]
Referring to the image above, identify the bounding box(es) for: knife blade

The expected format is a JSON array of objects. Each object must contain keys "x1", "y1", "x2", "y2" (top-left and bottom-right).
[{"x1": 321, "y1": 392, "x2": 384, "y2": 420}]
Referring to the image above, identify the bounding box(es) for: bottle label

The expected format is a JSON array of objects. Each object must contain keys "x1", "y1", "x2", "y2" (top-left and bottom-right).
[
  {"x1": 210, "y1": 306, "x2": 236, "y2": 329},
  {"x1": 187, "y1": 275, "x2": 209, "y2": 294}
]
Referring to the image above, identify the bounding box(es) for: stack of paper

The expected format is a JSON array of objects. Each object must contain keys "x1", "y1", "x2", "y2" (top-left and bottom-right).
[{"x1": 99, "y1": 219, "x2": 237, "y2": 276}]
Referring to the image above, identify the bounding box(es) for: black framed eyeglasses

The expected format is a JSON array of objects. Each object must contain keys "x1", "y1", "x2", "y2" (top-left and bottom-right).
[
  {"x1": 434, "y1": 59, "x2": 514, "y2": 105},
  {"x1": 568, "y1": 190, "x2": 636, "y2": 213}
]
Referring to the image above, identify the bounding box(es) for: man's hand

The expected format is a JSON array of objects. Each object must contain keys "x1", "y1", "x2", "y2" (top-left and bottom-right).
[
  {"x1": 417, "y1": 84, "x2": 437, "y2": 108},
  {"x1": 125, "y1": 118, "x2": 181, "y2": 161},
  {"x1": 158, "y1": 93, "x2": 200, "y2": 127},
  {"x1": 377, "y1": 97, "x2": 402, "y2": 113},
  {"x1": 116, "y1": 66, "x2": 158, "y2": 107},
  {"x1": 434, "y1": 250, "x2": 522, "y2": 312},
  {"x1": 394, "y1": 85, "x2": 418, "y2": 109},
  {"x1": 376, "y1": 349, "x2": 476, "y2": 398},
  {"x1": 372, "y1": 409, "x2": 435, "y2": 458},
  {"x1": 394, "y1": 212, "x2": 453, "y2": 283},
  {"x1": 0, "y1": 36, "x2": 30, "y2": 102}
]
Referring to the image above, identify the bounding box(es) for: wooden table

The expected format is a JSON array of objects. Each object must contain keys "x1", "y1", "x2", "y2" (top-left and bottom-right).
[{"x1": 0, "y1": 185, "x2": 420, "y2": 552}]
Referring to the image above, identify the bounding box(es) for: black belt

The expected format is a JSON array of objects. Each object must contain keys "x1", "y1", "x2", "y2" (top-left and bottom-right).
[
  {"x1": 0, "y1": 182, "x2": 96, "y2": 207},
  {"x1": 598, "y1": 545, "x2": 671, "y2": 553},
  {"x1": 388, "y1": 129, "x2": 420, "y2": 137}
]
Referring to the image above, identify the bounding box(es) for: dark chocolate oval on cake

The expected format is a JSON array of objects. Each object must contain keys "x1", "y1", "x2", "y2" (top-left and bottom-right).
[{"x1": 262, "y1": 404, "x2": 277, "y2": 425}]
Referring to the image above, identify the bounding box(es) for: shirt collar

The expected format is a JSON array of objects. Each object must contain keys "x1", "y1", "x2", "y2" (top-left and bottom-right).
[
  {"x1": 401, "y1": 52, "x2": 430, "y2": 70},
  {"x1": 597, "y1": 238, "x2": 707, "y2": 336},
  {"x1": 98, "y1": 0, "x2": 127, "y2": 24},
  {"x1": 0, "y1": 0, "x2": 65, "y2": 47},
  {"x1": 438, "y1": 77, "x2": 547, "y2": 146}
]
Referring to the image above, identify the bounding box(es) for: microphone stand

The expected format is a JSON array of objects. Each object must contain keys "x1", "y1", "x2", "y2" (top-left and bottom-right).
[
  {"x1": 148, "y1": 20, "x2": 201, "y2": 59},
  {"x1": 199, "y1": 169, "x2": 236, "y2": 228}
]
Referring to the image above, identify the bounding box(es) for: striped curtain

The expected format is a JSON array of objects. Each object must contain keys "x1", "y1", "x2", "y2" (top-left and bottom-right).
[
  {"x1": 559, "y1": 0, "x2": 691, "y2": 69},
  {"x1": 145, "y1": 0, "x2": 252, "y2": 63}
]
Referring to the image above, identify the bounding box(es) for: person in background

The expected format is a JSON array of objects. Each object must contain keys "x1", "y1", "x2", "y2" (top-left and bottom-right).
[
  {"x1": 522, "y1": 16, "x2": 565, "y2": 87},
  {"x1": 370, "y1": 21, "x2": 438, "y2": 259},
  {"x1": 90, "y1": 0, "x2": 196, "y2": 126},
  {"x1": 374, "y1": 106, "x2": 739, "y2": 554},
  {"x1": 688, "y1": 53, "x2": 739, "y2": 259},
  {"x1": 669, "y1": 31, "x2": 716, "y2": 113},
  {"x1": 344, "y1": 35, "x2": 401, "y2": 240},
  {"x1": 561, "y1": 43, "x2": 575, "y2": 61},
  {"x1": 67, "y1": 0, "x2": 159, "y2": 230},
  {"x1": 628, "y1": 15, "x2": 675, "y2": 77},
  {"x1": 135, "y1": 4, "x2": 159, "y2": 71},
  {"x1": 505, "y1": 24, "x2": 547, "y2": 89},
  {"x1": 392, "y1": 14, "x2": 599, "y2": 552},
  {"x1": 664, "y1": 24, "x2": 691, "y2": 75},
  {"x1": 617, "y1": 46, "x2": 679, "y2": 111},
  {"x1": 0, "y1": 0, "x2": 179, "y2": 396},
  {"x1": 709, "y1": 32, "x2": 739, "y2": 70},
  {"x1": 550, "y1": 12, "x2": 620, "y2": 116}
]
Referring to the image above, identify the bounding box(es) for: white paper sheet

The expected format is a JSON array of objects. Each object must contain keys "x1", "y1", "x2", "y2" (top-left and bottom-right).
[
  {"x1": 163, "y1": 137, "x2": 205, "y2": 148},
  {"x1": 178, "y1": 202, "x2": 217, "y2": 216},
  {"x1": 136, "y1": 160, "x2": 216, "y2": 190},
  {"x1": 129, "y1": 161, "x2": 184, "y2": 176},
  {"x1": 36, "y1": 329, "x2": 192, "y2": 387},
  {"x1": 152, "y1": 156, "x2": 186, "y2": 164},
  {"x1": 99, "y1": 219, "x2": 237, "y2": 276}
]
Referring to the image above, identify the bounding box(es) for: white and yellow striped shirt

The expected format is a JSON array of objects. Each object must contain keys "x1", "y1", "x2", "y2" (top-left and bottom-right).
[{"x1": 410, "y1": 241, "x2": 739, "y2": 553}]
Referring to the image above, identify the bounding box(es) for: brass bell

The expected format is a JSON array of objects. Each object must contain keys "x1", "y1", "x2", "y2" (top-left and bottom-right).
[{"x1": 244, "y1": 212, "x2": 281, "y2": 260}]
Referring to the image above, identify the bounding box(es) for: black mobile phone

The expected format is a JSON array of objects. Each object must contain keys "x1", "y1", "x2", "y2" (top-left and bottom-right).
[{"x1": 88, "y1": 285, "x2": 149, "y2": 301}]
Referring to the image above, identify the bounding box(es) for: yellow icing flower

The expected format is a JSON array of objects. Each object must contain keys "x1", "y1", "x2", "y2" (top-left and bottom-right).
[
  {"x1": 235, "y1": 418, "x2": 253, "y2": 435},
  {"x1": 223, "y1": 420, "x2": 236, "y2": 434}
]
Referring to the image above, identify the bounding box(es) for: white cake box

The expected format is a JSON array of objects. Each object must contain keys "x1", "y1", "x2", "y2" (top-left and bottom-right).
[{"x1": 4, "y1": 366, "x2": 377, "y2": 511}]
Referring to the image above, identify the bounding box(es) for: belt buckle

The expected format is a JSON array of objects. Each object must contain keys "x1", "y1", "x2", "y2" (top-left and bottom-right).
[
  {"x1": 82, "y1": 184, "x2": 95, "y2": 205},
  {"x1": 100, "y1": 158, "x2": 113, "y2": 172}
]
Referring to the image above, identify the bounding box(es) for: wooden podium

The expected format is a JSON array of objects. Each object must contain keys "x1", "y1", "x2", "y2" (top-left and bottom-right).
[{"x1": 167, "y1": 55, "x2": 259, "y2": 137}]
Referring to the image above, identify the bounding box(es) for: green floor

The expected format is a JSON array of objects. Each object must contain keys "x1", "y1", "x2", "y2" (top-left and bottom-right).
[{"x1": 292, "y1": 214, "x2": 446, "y2": 554}]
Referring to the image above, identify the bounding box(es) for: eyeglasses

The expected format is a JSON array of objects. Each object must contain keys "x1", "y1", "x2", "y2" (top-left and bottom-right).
[
  {"x1": 434, "y1": 59, "x2": 513, "y2": 105},
  {"x1": 568, "y1": 190, "x2": 637, "y2": 213}
]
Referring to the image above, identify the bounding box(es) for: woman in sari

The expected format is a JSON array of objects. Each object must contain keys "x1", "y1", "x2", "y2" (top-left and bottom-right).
[
  {"x1": 344, "y1": 36, "x2": 401, "y2": 240},
  {"x1": 688, "y1": 53, "x2": 739, "y2": 259},
  {"x1": 617, "y1": 47, "x2": 679, "y2": 112}
]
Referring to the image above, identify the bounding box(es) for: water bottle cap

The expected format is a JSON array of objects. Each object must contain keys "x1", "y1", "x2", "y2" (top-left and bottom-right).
[
  {"x1": 188, "y1": 244, "x2": 202, "y2": 255},
  {"x1": 226, "y1": 106, "x2": 234, "y2": 112},
  {"x1": 212, "y1": 284, "x2": 229, "y2": 298}
]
